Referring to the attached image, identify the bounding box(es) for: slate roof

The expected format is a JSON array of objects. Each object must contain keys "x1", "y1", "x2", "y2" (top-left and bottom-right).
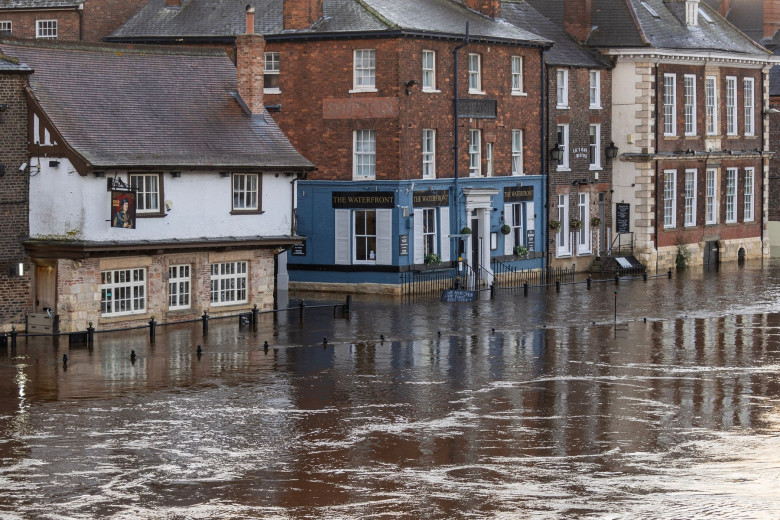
[
  {"x1": 527, "y1": 0, "x2": 768, "y2": 56},
  {"x1": 110, "y1": 0, "x2": 550, "y2": 45},
  {"x1": 500, "y1": 0, "x2": 607, "y2": 67},
  {"x1": 0, "y1": 0, "x2": 84, "y2": 8},
  {"x1": 0, "y1": 51, "x2": 31, "y2": 70},
  {"x1": 0, "y1": 39, "x2": 313, "y2": 170}
]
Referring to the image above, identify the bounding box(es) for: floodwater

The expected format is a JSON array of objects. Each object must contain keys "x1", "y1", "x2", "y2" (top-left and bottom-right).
[{"x1": 1, "y1": 261, "x2": 780, "y2": 519}]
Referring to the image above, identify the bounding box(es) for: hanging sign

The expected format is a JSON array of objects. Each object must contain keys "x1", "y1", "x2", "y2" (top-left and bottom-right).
[
  {"x1": 413, "y1": 190, "x2": 449, "y2": 207},
  {"x1": 332, "y1": 191, "x2": 395, "y2": 209},
  {"x1": 504, "y1": 185, "x2": 534, "y2": 202},
  {"x1": 111, "y1": 191, "x2": 135, "y2": 229}
]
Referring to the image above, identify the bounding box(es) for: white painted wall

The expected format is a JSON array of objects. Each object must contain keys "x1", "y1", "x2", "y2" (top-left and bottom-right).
[{"x1": 29, "y1": 158, "x2": 295, "y2": 240}]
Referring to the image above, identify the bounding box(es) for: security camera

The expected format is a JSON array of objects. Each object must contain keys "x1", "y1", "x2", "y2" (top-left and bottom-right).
[{"x1": 19, "y1": 162, "x2": 27, "y2": 171}]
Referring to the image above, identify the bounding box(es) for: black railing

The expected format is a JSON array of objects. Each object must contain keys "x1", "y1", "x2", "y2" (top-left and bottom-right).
[
  {"x1": 609, "y1": 232, "x2": 634, "y2": 256},
  {"x1": 492, "y1": 260, "x2": 576, "y2": 288},
  {"x1": 401, "y1": 267, "x2": 457, "y2": 297}
]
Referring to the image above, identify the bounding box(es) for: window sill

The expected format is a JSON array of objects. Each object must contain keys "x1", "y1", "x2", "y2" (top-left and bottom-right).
[
  {"x1": 556, "y1": 167, "x2": 571, "y2": 172},
  {"x1": 725, "y1": 134, "x2": 739, "y2": 138},
  {"x1": 590, "y1": 105, "x2": 602, "y2": 110},
  {"x1": 230, "y1": 209, "x2": 265, "y2": 215},
  {"x1": 100, "y1": 311, "x2": 151, "y2": 324},
  {"x1": 209, "y1": 302, "x2": 250, "y2": 311},
  {"x1": 264, "y1": 88, "x2": 281, "y2": 94},
  {"x1": 136, "y1": 211, "x2": 167, "y2": 218},
  {"x1": 352, "y1": 176, "x2": 377, "y2": 181},
  {"x1": 422, "y1": 88, "x2": 440, "y2": 93},
  {"x1": 684, "y1": 133, "x2": 698, "y2": 138},
  {"x1": 589, "y1": 166, "x2": 602, "y2": 171},
  {"x1": 663, "y1": 135, "x2": 678, "y2": 139},
  {"x1": 349, "y1": 88, "x2": 378, "y2": 94},
  {"x1": 511, "y1": 172, "x2": 524, "y2": 176},
  {"x1": 511, "y1": 91, "x2": 527, "y2": 97},
  {"x1": 556, "y1": 253, "x2": 572, "y2": 258},
  {"x1": 468, "y1": 90, "x2": 486, "y2": 96},
  {"x1": 744, "y1": 134, "x2": 758, "y2": 139},
  {"x1": 556, "y1": 105, "x2": 569, "y2": 110}
]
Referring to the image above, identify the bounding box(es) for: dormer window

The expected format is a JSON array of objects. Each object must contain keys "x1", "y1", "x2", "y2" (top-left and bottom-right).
[{"x1": 686, "y1": 0, "x2": 699, "y2": 26}]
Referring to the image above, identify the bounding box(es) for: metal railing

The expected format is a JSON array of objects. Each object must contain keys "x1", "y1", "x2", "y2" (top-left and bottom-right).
[
  {"x1": 609, "y1": 232, "x2": 634, "y2": 256},
  {"x1": 492, "y1": 259, "x2": 576, "y2": 288},
  {"x1": 401, "y1": 267, "x2": 456, "y2": 297}
]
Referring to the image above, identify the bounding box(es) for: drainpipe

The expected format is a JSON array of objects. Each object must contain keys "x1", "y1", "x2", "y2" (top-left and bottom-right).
[
  {"x1": 77, "y1": 3, "x2": 83, "y2": 41},
  {"x1": 453, "y1": 23, "x2": 469, "y2": 260},
  {"x1": 541, "y1": 47, "x2": 549, "y2": 272},
  {"x1": 654, "y1": 63, "x2": 660, "y2": 273}
]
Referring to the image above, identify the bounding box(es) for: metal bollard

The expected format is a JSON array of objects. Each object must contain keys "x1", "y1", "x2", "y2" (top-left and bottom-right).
[
  {"x1": 202, "y1": 310, "x2": 209, "y2": 334},
  {"x1": 10, "y1": 326, "x2": 16, "y2": 349},
  {"x1": 555, "y1": 280, "x2": 560, "y2": 293},
  {"x1": 523, "y1": 282, "x2": 529, "y2": 297},
  {"x1": 87, "y1": 322, "x2": 95, "y2": 349},
  {"x1": 615, "y1": 274, "x2": 620, "y2": 285},
  {"x1": 299, "y1": 300, "x2": 305, "y2": 322},
  {"x1": 587, "y1": 276, "x2": 592, "y2": 290},
  {"x1": 490, "y1": 282, "x2": 495, "y2": 299},
  {"x1": 345, "y1": 295, "x2": 351, "y2": 317},
  {"x1": 252, "y1": 304, "x2": 259, "y2": 331},
  {"x1": 668, "y1": 268, "x2": 672, "y2": 279},
  {"x1": 643, "y1": 271, "x2": 648, "y2": 281},
  {"x1": 149, "y1": 316, "x2": 156, "y2": 343}
]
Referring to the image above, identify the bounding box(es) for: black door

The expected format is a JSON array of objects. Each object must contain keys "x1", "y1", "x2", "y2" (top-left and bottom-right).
[{"x1": 704, "y1": 240, "x2": 719, "y2": 269}]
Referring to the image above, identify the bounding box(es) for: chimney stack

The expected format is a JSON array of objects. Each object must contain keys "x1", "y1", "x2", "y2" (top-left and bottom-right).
[
  {"x1": 236, "y1": 5, "x2": 265, "y2": 115},
  {"x1": 718, "y1": 0, "x2": 730, "y2": 17},
  {"x1": 283, "y1": 0, "x2": 323, "y2": 30},
  {"x1": 464, "y1": 0, "x2": 501, "y2": 19},
  {"x1": 563, "y1": 0, "x2": 592, "y2": 43},
  {"x1": 165, "y1": 0, "x2": 182, "y2": 6},
  {"x1": 764, "y1": 0, "x2": 780, "y2": 39}
]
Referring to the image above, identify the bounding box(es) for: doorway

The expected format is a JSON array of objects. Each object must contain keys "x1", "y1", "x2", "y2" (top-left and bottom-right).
[
  {"x1": 35, "y1": 264, "x2": 56, "y2": 312},
  {"x1": 704, "y1": 240, "x2": 719, "y2": 269}
]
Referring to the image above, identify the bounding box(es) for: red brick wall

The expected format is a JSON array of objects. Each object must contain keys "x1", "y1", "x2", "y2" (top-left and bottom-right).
[
  {"x1": 267, "y1": 37, "x2": 544, "y2": 181},
  {"x1": 0, "y1": 70, "x2": 32, "y2": 327},
  {"x1": 80, "y1": 0, "x2": 150, "y2": 42},
  {"x1": 0, "y1": 11, "x2": 80, "y2": 40}
]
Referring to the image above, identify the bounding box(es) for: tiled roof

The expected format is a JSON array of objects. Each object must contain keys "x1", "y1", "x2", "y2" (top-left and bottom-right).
[
  {"x1": 0, "y1": 51, "x2": 31, "y2": 70},
  {"x1": 501, "y1": 1, "x2": 608, "y2": 68},
  {"x1": 0, "y1": 39, "x2": 313, "y2": 170},
  {"x1": 111, "y1": 0, "x2": 549, "y2": 45},
  {"x1": 0, "y1": 0, "x2": 84, "y2": 8}
]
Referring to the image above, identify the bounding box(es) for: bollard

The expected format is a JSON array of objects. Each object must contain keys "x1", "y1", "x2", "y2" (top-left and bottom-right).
[
  {"x1": 614, "y1": 274, "x2": 620, "y2": 285},
  {"x1": 202, "y1": 310, "x2": 209, "y2": 335},
  {"x1": 299, "y1": 300, "x2": 305, "y2": 322},
  {"x1": 555, "y1": 280, "x2": 560, "y2": 293},
  {"x1": 490, "y1": 282, "x2": 495, "y2": 299},
  {"x1": 523, "y1": 281, "x2": 529, "y2": 297},
  {"x1": 345, "y1": 295, "x2": 352, "y2": 317},
  {"x1": 643, "y1": 271, "x2": 648, "y2": 281},
  {"x1": 252, "y1": 304, "x2": 259, "y2": 331},
  {"x1": 149, "y1": 316, "x2": 156, "y2": 343},
  {"x1": 587, "y1": 276, "x2": 592, "y2": 290},
  {"x1": 668, "y1": 268, "x2": 672, "y2": 279},
  {"x1": 10, "y1": 326, "x2": 16, "y2": 350},
  {"x1": 87, "y1": 322, "x2": 95, "y2": 349}
]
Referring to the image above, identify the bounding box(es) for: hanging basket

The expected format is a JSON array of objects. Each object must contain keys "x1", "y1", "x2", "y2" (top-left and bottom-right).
[
  {"x1": 500, "y1": 224, "x2": 511, "y2": 235},
  {"x1": 461, "y1": 226, "x2": 472, "y2": 235}
]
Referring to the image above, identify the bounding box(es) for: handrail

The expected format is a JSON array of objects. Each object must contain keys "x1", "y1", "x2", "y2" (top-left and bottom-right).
[{"x1": 609, "y1": 232, "x2": 634, "y2": 255}]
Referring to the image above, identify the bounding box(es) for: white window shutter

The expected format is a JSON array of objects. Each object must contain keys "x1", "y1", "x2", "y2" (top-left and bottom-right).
[
  {"x1": 375, "y1": 209, "x2": 393, "y2": 265},
  {"x1": 504, "y1": 203, "x2": 514, "y2": 255},
  {"x1": 334, "y1": 209, "x2": 350, "y2": 265},
  {"x1": 526, "y1": 202, "x2": 535, "y2": 231},
  {"x1": 439, "y1": 206, "x2": 450, "y2": 262},
  {"x1": 413, "y1": 212, "x2": 424, "y2": 265}
]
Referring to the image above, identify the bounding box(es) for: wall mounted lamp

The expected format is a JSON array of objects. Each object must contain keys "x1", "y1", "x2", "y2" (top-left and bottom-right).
[
  {"x1": 404, "y1": 79, "x2": 419, "y2": 95},
  {"x1": 170, "y1": 171, "x2": 181, "y2": 178},
  {"x1": 549, "y1": 144, "x2": 564, "y2": 162},
  {"x1": 605, "y1": 141, "x2": 619, "y2": 160}
]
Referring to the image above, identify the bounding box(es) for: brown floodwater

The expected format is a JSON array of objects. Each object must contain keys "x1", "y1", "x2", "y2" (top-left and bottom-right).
[{"x1": 1, "y1": 261, "x2": 779, "y2": 519}]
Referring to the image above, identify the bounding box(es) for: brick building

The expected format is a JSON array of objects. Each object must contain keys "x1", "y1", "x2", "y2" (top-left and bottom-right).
[
  {"x1": 0, "y1": 38, "x2": 312, "y2": 332},
  {"x1": 504, "y1": 2, "x2": 613, "y2": 271},
  {"x1": 111, "y1": 0, "x2": 552, "y2": 293},
  {"x1": 532, "y1": 0, "x2": 774, "y2": 271},
  {"x1": 0, "y1": 0, "x2": 148, "y2": 42},
  {"x1": 0, "y1": 52, "x2": 32, "y2": 331}
]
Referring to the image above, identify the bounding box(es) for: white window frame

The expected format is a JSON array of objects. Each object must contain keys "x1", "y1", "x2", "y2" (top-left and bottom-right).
[
  {"x1": 352, "y1": 49, "x2": 376, "y2": 92},
  {"x1": 129, "y1": 173, "x2": 161, "y2": 214},
  {"x1": 422, "y1": 208, "x2": 437, "y2": 256},
  {"x1": 589, "y1": 124, "x2": 601, "y2": 170},
  {"x1": 231, "y1": 173, "x2": 259, "y2": 211},
  {"x1": 353, "y1": 209, "x2": 377, "y2": 263},
  {"x1": 663, "y1": 169, "x2": 677, "y2": 229},
  {"x1": 100, "y1": 268, "x2": 146, "y2": 317},
  {"x1": 556, "y1": 194, "x2": 571, "y2": 257},
  {"x1": 263, "y1": 51, "x2": 280, "y2": 93},
  {"x1": 705, "y1": 168, "x2": 717, "y2": 224},
  {"x1": 684, "y1": 74, "x2": 697, "y2": 136},
  {"x1": 36, "y1": 19, "x2": 57, "y2": 39},
  {"x1": 744, "y1": 167, "x2": 754, "y2": 222},
  {"x1": 511, "y1": 56, "x2": 524, "y2": 95},
  {"x1": 589, "y1": 70, "x2": 601, "y2": 109},
  {"x1": 684, "y1": 169, "x2": 697, "y2": 227},
  {"x1": 422, "y1": 129, "x2": 436, "y2": 178},
  {"x1": 744, "y1": 77, "x2": 755, "y2": 136},
  {"x1": 510, "y1": 203, "x2": 524, "y2": 249},
  {"x1": 511, "y1": 129, "x2": 523, "y2": 175},
  {"x1": 422, "y1": 50, "x2": 436, "y2": 92},
  {"x1": 556, "y1": 124, "x2": 569, "y2": 171},
  {"x1": 210, "y1": 261, "x2": 248, "y2": 306},
  {"x1": 726, "y1": 76, "x2": 737, "y2": 136},
  {"x1": 353, "y1": 129, "x2": 376, "y2": 179},
  {"x1": 663, "y1": 73, "x2": 677, "y2": 136},
  {"x1": 577, "y1": 192, "x2": 591, "y2": 255},
  {"x1": 468, "y1": 53, "x2": 482, "y2": 94},
  {"x1": 168, "y1": 264, "x2": 191, "y2": 310},
  {"x1": 705, "y1": 76, "x2": 718, "y2": 136},
  {"x1": 469, "y1": 129, "x2": 481, "y2": 177},
  {"x1": 0, "y1": 21, "x2": 11, "y2": 34},
  {"x1": 485, "y1": 142, "x2": 493, "y2": 177},
  {"x1": 725, "y1": 167, "x2": 737, "y2": 223},
  {"x1": 556, "y1": 69, "x2": 569, "y2": 109}
]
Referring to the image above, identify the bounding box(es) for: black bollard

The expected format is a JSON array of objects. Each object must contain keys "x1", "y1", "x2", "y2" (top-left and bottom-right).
[
  {"x1": 490, "y1": 282, "x2": 495, "y2": 299},
  {"x1": 202, "y1": 310, "x2": 209, "y2": 334},
  {"x1": 10, "y1": 326, "x2": 16, "y2": 350},
  {"x1": 587, "y1": 276, "x2": 592, "y2": 290},
  {"x1": 130, "y1": 349, "x2": 136, "y2": 362},
  {"x1": 252, "y1": 304, "x2": 259, "y2": 331},
  {"x1": 149, "y1": 316, "x2": 156, "y2": 343},
  {"x1": 63, "y1": 353, "x2": 68, "y2": 366},
  {"x1": 643, "y1": 271, "x2": 648, "y2": 281},
  {"x1": 299, "y1": 300, "x2": 305, "y2": 322},
  {"x1": 196, "y1": 344, "x2": 203, "y2": 356},
  {"x1": 345, "y1": 295, "x2": 352, "y2": 317},
  {"x1": 614, "y1": 274, "x2": 620, "y2": 285},
  {"x1": 555, "y1": 280, "x2": 560, "y2": 293},
  {"x1": 87, "y1": 322, "x2": 95, "y2": 349},
  {"x1": 523, "y1": 281, "x2": 529, "y2": 297},
  {"x1": 668, "y1": 268, "x2": 672, "y2": 279},
  {"x1": 263, "y1": 340, "x2": 269, "y2": 353}
]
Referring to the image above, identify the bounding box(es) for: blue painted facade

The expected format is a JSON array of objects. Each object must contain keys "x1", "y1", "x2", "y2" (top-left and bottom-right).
[{"x1": 289, "y1": 176, "x2": 546, "y2": 287}]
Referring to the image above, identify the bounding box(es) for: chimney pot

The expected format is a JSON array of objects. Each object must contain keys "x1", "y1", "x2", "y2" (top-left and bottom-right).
[{"x1": 246, "y1": 4, "x2": 255, "y2": 34}]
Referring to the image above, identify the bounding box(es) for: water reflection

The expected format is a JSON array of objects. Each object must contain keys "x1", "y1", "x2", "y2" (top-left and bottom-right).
[{"x1": 0, "y1": 262, "x2": 780, "y2": 518}]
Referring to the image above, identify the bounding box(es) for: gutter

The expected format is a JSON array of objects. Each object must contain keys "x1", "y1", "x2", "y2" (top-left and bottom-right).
[
  {"x1": 453, "y1": 23, "x2": 470, "y2": 254},
  {"x1": 541, "y1": 45, "x2": 549, "y2": 272}
]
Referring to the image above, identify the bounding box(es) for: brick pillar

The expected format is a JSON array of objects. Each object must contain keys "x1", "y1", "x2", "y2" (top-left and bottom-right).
[
  {"x1": 283, "y1": 0, "x2": 323, "y2": 30},
  {"x1": 464, "y1": 0, "x2": 501, "y2": 18},
  {"x1": 563, "y1": 0, "x2": 592, "y2": 43},
  {"x1": 764, "y1": 0, "x2": 780, "y2": 39},
  {"x1": 236, "y1": 6, "x2": 265, "y2": 115}
]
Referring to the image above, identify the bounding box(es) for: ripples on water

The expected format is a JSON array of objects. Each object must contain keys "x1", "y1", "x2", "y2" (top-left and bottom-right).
[{"x1": 1, "y1": 262, "x2": 780, "y2": 519}]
